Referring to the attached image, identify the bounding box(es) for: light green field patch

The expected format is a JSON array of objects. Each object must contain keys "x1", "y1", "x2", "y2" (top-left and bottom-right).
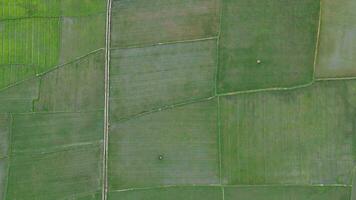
[
  {"x1": 109, "y1": 186, "x2": 223, "y2": 200},
  {"x1": 7, "y1": 145, "x2": 102, "y2": 200},
  {"x1": 0, "y1": 114, "x2": 9, "y2": 159},
  {"x1": 111, "y1": 0, "x2": 220, "y2": 47},
  {"x1": 218, "y1": 0, "x2": 319, "y2": 93},
  {"x1": 11, "y1": 111, "x2": 103, "y2": 154},
  {"x1": 224, "y1": 186, "x2": 351, "y2": 200},
  {"x1": 59, "y1": 14, "x2": 106, "y2": 64},
  {"x1": 0, "y1": 78, "x2": 39, "y2": 113},
  {"x1": 108, "y1": 100, "x2": 219, "y2": 190},
  {"x1": 0, "y1": 18, "x2": 60, "y2": 89},
  {"x1": 35, "y1": 51, "x2": 105, "y2": 112},
  {"x1": 110, "y1": 40, "x2": 217, "y2": 121},
  {"x1": 0, "y1": 0, "x2": 106, "y2": 20},
  {"x1": 0, "y1": 159, "x2": 8, "y2": 200},
  {"x1": 315, "y1": 0, "x2": 356, "y2": 78},
  {"x1": 220, "y1": 80, "x2": 356, "y2": 185}
]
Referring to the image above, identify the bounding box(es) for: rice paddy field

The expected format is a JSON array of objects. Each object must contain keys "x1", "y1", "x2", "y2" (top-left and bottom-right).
[{"x1": 0, "y1": 0, "x2": 356, "y2": 200}]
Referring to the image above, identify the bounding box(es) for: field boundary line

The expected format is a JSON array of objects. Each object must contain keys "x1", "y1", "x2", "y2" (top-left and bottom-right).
[
  {"x1": 217, "y1": 81, "x2": 314, "y2": 97},
  {"x1": 222, "y1": 186, "x2": 225, "y2": 200},
  {"x1": 217, "y1": 96, "x2": 223, "y2": 184},
  {"x1": 312, "y1": 0, "x2": 322, "y2": 79},
  {"x1": 0, "y1": 48, "x2": 104, "y2": 93},
  {"x1": 0, "y1": 12, "x2": 106, "y2": 23},
  {"x1": 113, "y1": 96, "x2": 215, "y2": 124},
  {"x1": 111, "y1": 36, "x2": 218, "y2": 50},
  {"x1": 316, "y1": 77, "x2": 356, "y2": 81},
  {"x1": 37, "y1": 48, "x2": 104, "y2": 77},
  {"x1": 13, "y1": 109, "x2": 104, "y2": 115},
  {"x1": 3, "y1": 113, "x2": 13, "y2": 200},
  {"x1": 110, "y1": 183, "x2": 351, "y2": 193},
  {"x1": 102, "y1": 0, "x2": 112, "y2": 199}
]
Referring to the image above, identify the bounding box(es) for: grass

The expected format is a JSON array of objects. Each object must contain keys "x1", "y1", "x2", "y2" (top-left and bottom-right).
[
  {"x1": 217, "y1": 0, "x2": 320, "y2": 93},
  {"x1": 220, "y1": 79, "x2": 356, "y2": 185},
  {"x1": 110, "y1": 0, "x2": 220, "y2": 48},
  {"x1": 315, "y1": 0, "x2": 356, "y2": 78},
  {"x1": 109, "y1": 39, "x2": 217, "y2": 121},
  {"x1": 108, "y1": 100, "x2": 219, "y2": 189}
]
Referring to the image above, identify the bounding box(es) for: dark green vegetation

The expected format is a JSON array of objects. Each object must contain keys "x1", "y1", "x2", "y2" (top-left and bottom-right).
[
  {"x1": 218, "y1": 0, "x2": 320, "y2": 93},
  {"x1": 1, "y1": 0, "x2": 356, "y2": 200},
  {"x1": 220, "y1": 80, "x2": 356, "y2": 185}
]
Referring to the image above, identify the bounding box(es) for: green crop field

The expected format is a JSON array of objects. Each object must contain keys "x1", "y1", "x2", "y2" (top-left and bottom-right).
[{"x1": 1, "y1": 0, "x2": 356, "y2": 200}]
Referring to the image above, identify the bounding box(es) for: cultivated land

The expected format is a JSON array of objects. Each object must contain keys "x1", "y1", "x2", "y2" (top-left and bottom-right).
[
  {"x1": 218, "y1": 0, "x2": 320, "y2": 93},
  {"x1": 110, "y1": 0, "x2": 220, "y2": 48},
  {"x1": 108, "y1": 100, "x2": 219, "y2": 190},
  {"x1": 315, "y1": 0, "x2": 356, "y2": 78},
  {"x1": 109, "y1": 39, "x2": 217, "y2": 120},
  {"x1": 1, "y1": 0, "x2": 356, "y2": 200}
]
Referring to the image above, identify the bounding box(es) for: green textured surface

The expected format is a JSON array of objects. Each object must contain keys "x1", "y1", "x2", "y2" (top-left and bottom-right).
[
  {"x1": 218, "y1": 0, "x2": 319, "y2": 93},
  {"x1": 0, "y1": 159, "x2": 7, "y2": 200},
  {"x1": 35, "y1": 50, "x2": 105, "y2": 112},
  {"x1": 110, "y1": 39, "x2": 216, "y2": 120},
  {"x1": 224, "y1": 186, "x2": 351, "y2": 200},
  {"x1": 110, "y1": 0, "x2": 220, "y2": 47},
  {"x1": 0, "y1": 114, "x2": 9, "y2": 158},
  {"x1": 7, "y1": 145, "x2": 102, "y2": 200},
  {"x1": 108, "y1": 100, "x2": 219, "y2": 190},
  {"x1": 0, "y1": 78, "x2": 39, "y2": 113},
  {"x1": 0, "y1": 0, "x2": 106, "y2": 20},
  {"x1": 7, "y1": 112, "x2": 103, "y2": 200},
  {"x1": 2, "y1": 0, "x2": 356, "y2": 199},
  {"x1": 220, "y1": 80, "x2": 356, "y2": 185},
  {"x1": 109, "y1": 186, "x2": 222, "y2": 200},
  {"x1": 315, "y1": 0, "x2": 356, "y2": 78},
  {"x1": 0, "y1": 18, "x2": 60, "y2": 88},
  {"x1": 11, "y1": 112, "x2": 103, "y2": 154},
  {"x1": 59, "y1": 14, "x2": 106, "y2": 63}
]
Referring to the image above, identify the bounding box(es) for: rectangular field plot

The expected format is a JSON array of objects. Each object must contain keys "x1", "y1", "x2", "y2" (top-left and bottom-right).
[
  {"x1": 0, "y1": 0, "x2": 106, "y2": 20},
  {"x1": 7, "y1": 145, "x2": 102, "y2": 200},
  {"x1": 110, "y1": 39, "x2": 217, "y2": 120},
  {"x1": 11, "y1": 111, "x2": 103, "y2": 154},
  {"x1": 0, "y1": 159, "x2": 8, "y2": 200},
  {"x1": 218, "y1": 0, "x2": 319, "y2": 93},
  {"x1": 220, "y1": 80, "x2": 356, "y2": 185},
  {"x1": 108, "y1": 100, "x2": 219, "y2": 189},
  {"x1": 0, "y1": 114, "x2": 9, "y2": 159},
  {"x1": 35, "y1": 50, "x2": 105, "y2": 112},
  {"x1": 0, "y1": 78, "x2": 39, "y2": 113},
  {"x1": 224, "y1": 186, "x2": 351, "y2": 200},
  {"x1": 0, "y1": 18, "x2": 60, "y2": 88},
  {"x1": 109, "y1": 186, "x2": 223, "y2": 200},
  {"x1": 6, "y1": 111, "x2": 104, "y2": 199},
  {"x1": 59, "y1": 14, "x2": 106, "y2": 64},
  {"x1": 111, "y1": 0, "x2": 220, "y2": 47},
  {"x1": 315, "y1": 0, "x2": 356, "y2": 78}
]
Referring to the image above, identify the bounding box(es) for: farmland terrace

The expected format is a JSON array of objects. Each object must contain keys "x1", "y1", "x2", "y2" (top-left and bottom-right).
[{"x1": 0, "y1": 0, "x2": 356, "y2": 200}]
